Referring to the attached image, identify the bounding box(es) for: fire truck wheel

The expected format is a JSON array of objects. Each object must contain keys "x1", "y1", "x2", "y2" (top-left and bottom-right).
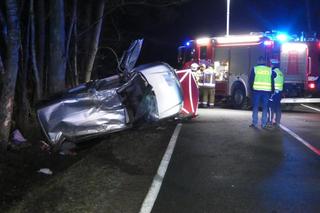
[{"x1": 231, "y1": 84, "x2": 246, "y2": 109}]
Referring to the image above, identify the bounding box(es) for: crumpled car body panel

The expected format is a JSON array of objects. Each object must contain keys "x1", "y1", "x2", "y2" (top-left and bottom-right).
[
  {"x1": 37, "y1": 77, "x2": 129, "y2": 146},
  {"x1": 37, "y1": 62, "x2": 183, "y2": 147}
]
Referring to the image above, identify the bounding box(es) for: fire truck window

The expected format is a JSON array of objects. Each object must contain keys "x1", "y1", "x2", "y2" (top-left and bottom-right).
[
  {"x1": 200, "y1": 46, "x2": 207, "y2": 60},
  {"x1": 214, "y1": 47, "x2": 230, "y2": 81},
  {"x1": 185, "y1": 48, "x2": 194, "y2": 62},
  {"x1": 231, "y1": 47, "x2": 250, "y2": 76}
]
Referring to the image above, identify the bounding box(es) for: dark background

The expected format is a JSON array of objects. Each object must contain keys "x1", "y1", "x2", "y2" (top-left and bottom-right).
[{"x1": 101, "y1": 0, "x2": 320, "y2": 71}]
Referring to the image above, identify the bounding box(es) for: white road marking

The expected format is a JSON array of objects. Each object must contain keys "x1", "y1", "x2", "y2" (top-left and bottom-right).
[
  {"x1": 139, "y1": 123, "x2": 182, "y2": 213},
  {"x1": 301, "y1": 104, "x2": 320, "y2": 112},
  {"x1": 280, "y1": 124, "x2": 320, "y2": 156}
]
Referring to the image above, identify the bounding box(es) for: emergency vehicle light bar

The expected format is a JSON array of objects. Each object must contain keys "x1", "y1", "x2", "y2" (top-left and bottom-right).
[
  {"x1": 215, "y1": 35, "x2": 263, "y2": 44},
  {"x1": 196, "y1": 37, "x2": 211, "y2": 45}
]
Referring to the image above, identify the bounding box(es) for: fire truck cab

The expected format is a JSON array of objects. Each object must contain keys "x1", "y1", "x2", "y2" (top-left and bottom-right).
[{"x1": 178, "y1": 32, "x2": 320, "y2": 108}]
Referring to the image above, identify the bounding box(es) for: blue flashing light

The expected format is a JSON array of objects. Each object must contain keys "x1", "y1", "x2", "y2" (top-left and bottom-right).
[
  {"x1": 276, "y1": 33, "x2": 289, "y2": 42},
  {"x1": 186, "y1": 42, "x2": 190, "y2": 46}
]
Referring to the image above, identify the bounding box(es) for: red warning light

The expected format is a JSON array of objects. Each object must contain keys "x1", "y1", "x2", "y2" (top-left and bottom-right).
[{"x1": 308, "y1": 82, "x2": 316, "y2": 89}]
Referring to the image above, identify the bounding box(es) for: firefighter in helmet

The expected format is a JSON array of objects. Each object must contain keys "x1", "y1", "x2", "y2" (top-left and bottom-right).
[
  {"x1": 191, "y1": 63, "x2": 199, "y2": 72},
  {"x1": 196, "y1": 63, "x2": 216, "y2": 108}
]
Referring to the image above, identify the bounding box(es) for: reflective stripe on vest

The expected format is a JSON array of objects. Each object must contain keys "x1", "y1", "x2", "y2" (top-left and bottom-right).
[
  {"x1": 198, "y1": 68, "x2": 215, "y2": 88},
  {"x1": 253, "y1": 65, "x2": 272, "y2": 91},
  {"x1": 274, "y1": 68, "x2": 284, "y2": 91}
]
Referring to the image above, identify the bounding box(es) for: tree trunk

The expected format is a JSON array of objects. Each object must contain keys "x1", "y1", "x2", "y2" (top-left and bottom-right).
[
  {"x1": 0, "y1": 0, "x2": 21, "y2": 150},
  {"x1": 36, "y1": 0, "x2": 46, "y2": 96},
  {"x1": 0, "y1": 54, "x2": 3, "y2": 95},
  {"x1": 84, "y1": 0, "x2": 105, "y2": 82},
  {"x1": 0, "y1": 54, "x2": 4, "y2": 74},
  {"x1": 16, "y1": 1, "x2": 31, "y2": 135},
  {"x1": 30, "y1": 0, "x2": 41, "y2": 100},
  {"x1": 73, "y1": 0, "x2": 79, "y2": 86},
  {"x1": 0, "y1": 9, "x2": 8, "y2": 45},
  {"x1": 78, "y1": 2, "x2": 93, "y2": 83},
  {"x1": 48, "y1": 0, "x2": 66, "y2": 95},
  {"x1": 66, "y1": 0, "x2": 77, "y2": 87}
]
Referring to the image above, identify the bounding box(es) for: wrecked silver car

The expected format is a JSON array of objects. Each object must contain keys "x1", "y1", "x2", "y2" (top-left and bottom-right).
[{"x1": 37, "y1": 40, "x2": 183, "y2": 148}]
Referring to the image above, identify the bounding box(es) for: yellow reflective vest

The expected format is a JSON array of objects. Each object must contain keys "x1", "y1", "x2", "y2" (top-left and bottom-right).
[
  {"x1": 253, "y1": 65, "x2": 272, "y2": 91},
  {"x1": 273, "y1": 68, "x2": 284, "y2": 91}
]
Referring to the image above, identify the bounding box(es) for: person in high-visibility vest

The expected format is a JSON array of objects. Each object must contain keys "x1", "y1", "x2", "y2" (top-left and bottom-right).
[
  {"x1": 248, "y1": 56, "x2": 275, "y2": 128},
  {"x1": 268, "y1": 60, "x2": 284, "y2": 127}
]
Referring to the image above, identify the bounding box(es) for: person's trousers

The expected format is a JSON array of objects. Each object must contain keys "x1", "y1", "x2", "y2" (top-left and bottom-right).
[
  {"x1": 200, "y1": 87, "x2": 215, "y2": 107},
  {"x1": 270, "y1": 92, "x2": 282, "y2": 124},
  {"x1": 252, "y1": 91, "x2": 270, "y2": 127}
]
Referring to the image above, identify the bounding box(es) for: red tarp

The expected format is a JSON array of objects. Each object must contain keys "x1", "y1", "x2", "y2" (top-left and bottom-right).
[{"x1": 176, "y1": 69, "x2": 199, "y2": 118}]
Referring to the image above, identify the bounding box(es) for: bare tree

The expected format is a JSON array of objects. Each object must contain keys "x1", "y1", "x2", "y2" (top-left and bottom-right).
[
  {"x1": 0, "y1": 9, "x2": 8, "y2": 45},
  {"x1": 30, "y1": 0, "x2": 41, "y2": 100},
  {"x1": 16, "y1": 0, "x2": 31, "y2": 137},
  {"x1": 76, "y1": 0, "x2": 189, "y2": 82},
  {"x1": 84, "y1": 0, "x2": 105, "y2": 82},
  {"x1": 48, "y1": 0, "x2": 66, "y2": 95},
  {"x1": 0, "y1": 54, "x2": 4, "y2": 74},
  {"x1": 36, "y1": 0, "x2": 46, "y2": 95},
  {"x1": 66, "y1": 0, "x2": 79, "y2": 86},
  {"x1": 0, "y1": 0, "x2": 21, "y2": 150},
  {"x1": 72, "y1": 0, "x2": 79, "y2": 86}
]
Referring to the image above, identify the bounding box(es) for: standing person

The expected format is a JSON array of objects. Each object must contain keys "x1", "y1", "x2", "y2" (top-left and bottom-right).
[
  {"x1": 248, "y1": 56, "x2": 275, "y2": 128},
  {"x1": 269, "y1": 60, "x2": 284, "y2": 127},
  {"x1": 196, "y1": 64, "x2": 216, "y2": 108},
  {"x1": 195, "y1": 64, "x2": 205, "y2": 108}
]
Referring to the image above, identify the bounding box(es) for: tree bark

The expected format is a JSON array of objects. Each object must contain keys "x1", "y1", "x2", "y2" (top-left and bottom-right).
[
  {"x1": 36, "y1": 0, "x2": 46, "y2": 95},
  {"x1": 0, "y1": 9, "x2": 8, "y2": 46},
  {"x1": 0, "y1": 54, "x2": 3, "y2": 95},
  {"x1": 0, "y1": 54, "x2": 4, "y2": 74},
  {"x1": 84, "y1": 0, "x2": 105, "y2": 82},
  {"x1": 66, "y1": 0, "x2": 77, "y2": 87},
  {"x1": 30, "y1": 0, "x2": 41, "y2": 100},
  {"x1": 16, "y1": 0, "x2": 31, "y2": 135},
  {"x1": 73, "y1": 0, "x2": 79, "y2": 86},
  {"x1": 0, "y1": 0, "x2": 21, "y2": 150},
  {"x1": 78, "y1": 2, "x2": 93, "y2": 83},
  {"x1": 48, "y1": 0, "x2": 66, "y2": 95}
]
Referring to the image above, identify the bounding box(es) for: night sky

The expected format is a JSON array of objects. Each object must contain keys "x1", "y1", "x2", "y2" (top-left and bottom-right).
[
  {"x1": 177, "y1": 0, "x2": 320, "y2": 38},
  {"x1": 105, "y1": 0, "x2": 320, "y2": 68}
]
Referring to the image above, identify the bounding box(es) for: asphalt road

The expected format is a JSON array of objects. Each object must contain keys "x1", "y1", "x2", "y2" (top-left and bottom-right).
[{"x1": 151, "y1": 105, "x2": 320, "y2": 213}]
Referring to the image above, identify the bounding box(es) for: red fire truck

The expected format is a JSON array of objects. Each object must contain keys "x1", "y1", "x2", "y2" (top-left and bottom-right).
[{"x1": 178, "y1": 32, "x2": 320, "y2": 108}]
